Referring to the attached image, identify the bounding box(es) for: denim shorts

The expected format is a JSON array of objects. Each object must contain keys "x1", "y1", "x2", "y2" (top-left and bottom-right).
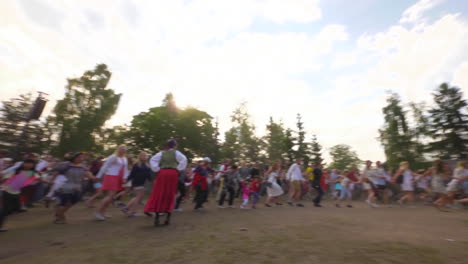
[{"x1": 57, "y1": 192, "x2": 81, "y2": 206}]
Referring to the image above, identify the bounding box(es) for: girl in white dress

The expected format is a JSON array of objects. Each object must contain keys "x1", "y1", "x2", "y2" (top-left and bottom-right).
[
  {"x1": 264, "y1": 162, "x2": 284, "y2": 207},
  {"x1": 422, "y1": 160, "x2": 449, "y2": 210},
  {"x1": 392, "y1": 161, "x2": 421, "y2": 207}
]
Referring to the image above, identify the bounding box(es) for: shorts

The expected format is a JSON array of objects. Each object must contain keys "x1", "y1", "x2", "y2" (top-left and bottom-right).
[
  {"x1": 377, "y1": 184, "x2": 387, "y2": 190},
  {"x1": 57, "y1": 192, "x2": 81, "y2": 206},
  {"x1": 340, "y1": 187, "x2": 352, "y2": 199},
  {"x1": 132, "y1": 185, "x2": 145, "y2": 190},
  {"x1": 363, "y1": 182, "x2": 372, "y2": 190},
  {"x1": 290, "y1": 180, "x2": 302, "y2": 192},
  {"x1": 415, "y1": 187, "x2": 427, "y2": 194}
]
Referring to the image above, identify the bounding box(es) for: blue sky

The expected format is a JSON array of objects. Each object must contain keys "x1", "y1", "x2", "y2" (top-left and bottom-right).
[{"x1": 1, "y1": 0, "x2": 468, "y2": 162}]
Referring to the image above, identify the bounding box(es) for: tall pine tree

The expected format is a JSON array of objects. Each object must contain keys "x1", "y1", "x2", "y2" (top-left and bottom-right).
[
  {"x1": 378, "y1": 92, "x2": 417, "y2": 170},
  {"x1": 310, "y1": 135, "x2": 323, "y2": 165},
  {"x1": 265, "y1": 117, "x2": 287, "y2": 161},
  {"x1": 428, "y1": 83, "x2": 468, "y2": 159},
  {"x1": 294, "y1": 113, "x2": 310, "y2": 165}
]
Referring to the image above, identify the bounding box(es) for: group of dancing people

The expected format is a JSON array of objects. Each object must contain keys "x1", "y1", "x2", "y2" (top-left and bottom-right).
[{"x1": 1, "y1": 140, "x2": 468, "y2": 232}]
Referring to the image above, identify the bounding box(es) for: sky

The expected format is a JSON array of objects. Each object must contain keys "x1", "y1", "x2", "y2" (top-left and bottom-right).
[{"x1": 1, "y1": 0, "x2": 468, "y2": 162}]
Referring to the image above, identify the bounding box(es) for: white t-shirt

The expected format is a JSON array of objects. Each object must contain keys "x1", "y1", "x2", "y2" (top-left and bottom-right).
[{"x1": 286, "y1": 163, "x2": 304, "y2": 181}]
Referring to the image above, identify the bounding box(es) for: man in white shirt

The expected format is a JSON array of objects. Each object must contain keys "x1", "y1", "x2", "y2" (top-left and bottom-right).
[
  {"x1": 361, "y1": 160, "x2": 378, "y2": 208},
  {"x1": 374, "y1": 161, "x2": 390, "y2": 205},
  {"x1": 286, "y1": 159, "x2": 305, "y2": 207}
]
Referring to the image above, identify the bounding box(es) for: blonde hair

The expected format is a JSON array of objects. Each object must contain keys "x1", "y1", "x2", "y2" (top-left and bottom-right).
[
  {"x1": 136, "y1": 151, "x2": 149, "y2": 166},
  {"x1": 114, "y1": 145, "x2": 127, "y2": 157},
  {"x1": 399, "y1": 161, "x2": 409, "y2": 170}
]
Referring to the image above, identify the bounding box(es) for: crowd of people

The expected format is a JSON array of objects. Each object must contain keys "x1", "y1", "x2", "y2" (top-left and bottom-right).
[{"x1": 1, "y1": 140, "x2": 468, "y2": 232}]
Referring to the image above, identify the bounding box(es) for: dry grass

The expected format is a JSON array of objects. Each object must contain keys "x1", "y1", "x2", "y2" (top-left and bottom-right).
[{"x1": 1, "y1": 199, "x2": 467, "y2": 264}]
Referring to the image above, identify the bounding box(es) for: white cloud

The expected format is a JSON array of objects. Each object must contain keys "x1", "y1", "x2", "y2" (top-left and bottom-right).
[
  {"x1": 452, "y1": 61, "x2": 468, "y2": 95},
  {"x1": 400, "y1": 0, "x2": 444, "y2": 24},
  {"x1": 1, "y1": 0, "x2": 468, "y2": 164}
]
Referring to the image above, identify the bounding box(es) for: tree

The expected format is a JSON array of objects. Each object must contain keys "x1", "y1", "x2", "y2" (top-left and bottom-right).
[
  {"x1": 0, "y1": 93, "x2": 53, "y2": 156},
  {"x1": 283, "y1": 128, "x2": 296, "y2": 163},
  {"x1": 378, "y1": 92, "x2": 417, "y2": 170},
  {"x1": 51, "y1": 64, "x2": 121, "y2": 156},
  {"x1": 329, "y1": 144, "x2": 360, "y2": 170},
  {"x1": 409, "y1": 102, "x2": 430, "y2": 158},
  {"x1": 264, "y1": 117, "x2": 287, "y2": 161},
  {"x1": 128, "y1": 93, "x2": 219, "y2": 162},
  {"x1": 310, "y1": 135, "x2": 323, "y2": 165},
  {"x1": 294, "y1": 113, "x2": 311, "y2": 166},
  {"x1": 427, "y1": 83, "x2": 468, "y2": 159},
  {"x1": 221, "y1": 102, "x2": 260, "y2": 161}
]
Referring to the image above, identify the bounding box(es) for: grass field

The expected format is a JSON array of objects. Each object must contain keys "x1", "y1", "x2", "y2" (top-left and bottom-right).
[{"x1": 1, "y1": 199, "x2": 467, "y2": 264}]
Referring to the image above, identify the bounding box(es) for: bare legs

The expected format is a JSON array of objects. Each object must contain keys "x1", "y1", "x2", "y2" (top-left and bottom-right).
[
  {"x1": 398, "y1": 191, "x2": 414, "y2": 206},
  {"x1": 97, "y1": 190, "x2": 118, "y2": 215},
  {"x1": 86, "y1": 189, "x2": 103, "y2": 208},
  {"x1": 125, "y1": 189, "x2": 145, "y2": 214}
]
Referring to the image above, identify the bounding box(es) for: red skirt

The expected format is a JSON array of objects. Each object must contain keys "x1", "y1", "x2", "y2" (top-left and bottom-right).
[
  {"x1": 101, "y1": 175, "x2": 123, "y2": 191},
  {"x1": 144, "y1": 169, "x2": 179, "y2": 213}
]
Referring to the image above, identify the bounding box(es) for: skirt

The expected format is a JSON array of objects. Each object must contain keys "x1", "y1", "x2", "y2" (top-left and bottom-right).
[
  {"x1": 101, "y1": 175, "x2": 123, "y2": 191},
  {"x1": 144, "y1": 169, "x2": 179, "y2": 213},
  {"x1": 267, "y1": 182, "x2": 284, "y2": 197}
]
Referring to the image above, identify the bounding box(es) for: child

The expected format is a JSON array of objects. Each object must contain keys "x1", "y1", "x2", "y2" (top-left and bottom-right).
[
  {"x1": 415, "y1": 169, "x2": 430, "y2": 202},
  {"x1": 240, "y1": 179, "x2": 253, "y2": 209},
  {"x1": 0, "y1": 159, "x2": 39, "y2": 231},
  {"x1": 335, "y1": 174, "x2": 355, "y2": 208},
  {"x1": 218, "y1": 165, "x2": 239, "y2": 208},
  {"x1": 250, "y1": 176, "x2": 261, "y2": 209}
]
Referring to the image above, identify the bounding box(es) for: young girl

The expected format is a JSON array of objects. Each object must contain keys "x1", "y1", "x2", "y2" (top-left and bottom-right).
[
  {"x1": 121, "y1": 152, "x2": 152, "y2": 217},
  {"x1": 422, "y1": 160, "x2": 448, "y2": 210},
  {"x1": 443, "y1": 161, "x2": 466, "y2": 208},
  {"x1": 335, "y1": 173, "x2": 355, "y2": 208},
  {"x1": 0, "y1": 159, "x2": 39, "y2": 231},
  {"x1": 392, "y1": 161, "x2": 421, "y2": 207},
  {"x1": 240, "y1": 179, "x2": 252, "y2": 209},
  {"x1": 265, "y1": 162, "x2": 284, "y2": 207},
  {"x1": 250, "y1": 176, "x2": 261, "y2": 209},
  {"x1": 218, "y1": 165, "x2": 239, "y2": 208},
  {"x1": 95, "y1": 145, "x2": 129, "y2": 221}
]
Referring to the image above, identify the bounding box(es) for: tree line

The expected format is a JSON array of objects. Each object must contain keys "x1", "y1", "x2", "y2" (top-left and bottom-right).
[{"x1": 1, "y1": 64, "x2": 466, "y2": 170}]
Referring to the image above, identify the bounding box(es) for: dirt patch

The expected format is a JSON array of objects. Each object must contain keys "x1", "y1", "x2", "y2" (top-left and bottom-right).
[{"x1": 0, "y1": 200, "x2": 467, "y2": 264}]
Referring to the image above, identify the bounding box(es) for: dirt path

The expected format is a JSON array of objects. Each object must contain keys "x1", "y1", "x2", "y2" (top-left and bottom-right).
[{"x1": 1, "y1": 200, "x2": 467, "y2": 264}]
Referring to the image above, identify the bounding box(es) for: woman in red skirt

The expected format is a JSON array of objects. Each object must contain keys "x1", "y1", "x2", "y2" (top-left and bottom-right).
[
  {"x1": 145, "y1": 139, "x2": 187, "y2": 226},
  {"x1": 94, "y1": 145, "x2": 128, "y2": 221}
]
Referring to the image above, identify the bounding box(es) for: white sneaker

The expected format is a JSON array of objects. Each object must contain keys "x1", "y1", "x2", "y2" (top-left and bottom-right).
[
  {"x1": 104, "y1": 214, "x2": 112, "y2": 218},
  {"x1": 94, "y1": 212, "x2": 105, "y2": 221},
  {"x1": 174, "y1": 208, "x2": 184, "y2": 212},
  {"x1": 217, "y1": 205, "x2": 225, "y2": 209},
  {"x1": 240, "y1": 206, "x2": 249, "y2": 210}
]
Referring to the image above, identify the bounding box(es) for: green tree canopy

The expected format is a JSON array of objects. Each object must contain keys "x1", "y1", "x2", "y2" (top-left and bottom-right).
[
  {"x1": 428, "y1": 83, "x2": 468, "y2": 159},
  {"x1": 294, "y1": 113, "x2": 311, "y2": 166},
  {"x1": 329, "y1": 144, "x2": 360, "y2": 171},
  {"x1": 51, "y1": 64, "x2": 121, "y2": 156},
  {"x1": 378, "y1": 92, "x2": 417, "y2": 170},
  {"x1": 310, "y1": 135, "x2": 323, "y2": 166},
  {"x1": 128, "y1": 93, "x2": 219, "y2": 162},
  {"x1": 264, "y1": 117, "x2": 287, "y2": 161},
  {"x1": 221, "y1": 102, "x2": 260, "y2": 162},
  {"x1": 0, "y1": 93, "x2": 52, "y2": 156}
]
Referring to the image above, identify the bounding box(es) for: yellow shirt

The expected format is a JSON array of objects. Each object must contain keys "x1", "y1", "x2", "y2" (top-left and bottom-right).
[{"x1": 306, "y1": 168, "x2": 314, "y2": 180}]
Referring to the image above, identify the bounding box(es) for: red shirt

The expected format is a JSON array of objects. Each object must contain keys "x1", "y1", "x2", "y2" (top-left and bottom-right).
[
  {"x1": 347, "y1": 171, "x2": 358, "y2": 182},
  {"x1": 250, "y1": 180, "x2": 261, "y2": 192}
]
